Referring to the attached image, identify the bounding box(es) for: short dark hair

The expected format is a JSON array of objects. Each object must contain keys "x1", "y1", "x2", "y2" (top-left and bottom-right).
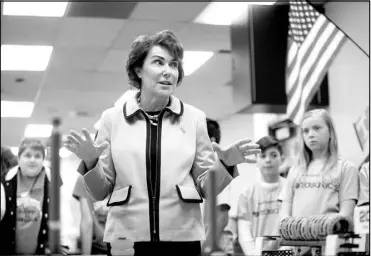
[
  {"x1": 256, "y1": 136, "x2": 282, "y2": 155},
  {"x1": 206, "y1": 118, "x2": 221, "y2": 144},
  {"x1": 18, "y1": 138, "x2": 46, "y2": 159},
  {"x1": 126, "y1": 30, "x2": 185, "y2": 90}
]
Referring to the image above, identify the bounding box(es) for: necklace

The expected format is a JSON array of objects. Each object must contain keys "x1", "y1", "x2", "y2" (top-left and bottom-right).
[
  {"x1": 20, "y1": 171, "x2": 42, "y2": 198},
  {"x1": 137, "y1": 96, "x2": 163, "y2": 126}
]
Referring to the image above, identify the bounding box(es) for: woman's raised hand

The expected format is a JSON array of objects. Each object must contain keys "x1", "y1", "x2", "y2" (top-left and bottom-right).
[
  {"x1": 65, "y1": 129, "x2": 108, "y2": 165},
  {"x1": 212, "y1": 138, "x2": 261, "y2": 166}
]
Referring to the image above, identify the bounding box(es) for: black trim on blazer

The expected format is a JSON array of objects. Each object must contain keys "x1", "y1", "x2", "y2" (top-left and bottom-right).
[
  {"x1": 149, "y1": 118, "x2": 159, "y2": 241},
  {"x1": 358, "y1": 202, "x2": 370, "y2": 207},
  {"x1": 175, "y1": 185, "x2": 203, "y2": 203},
  {"x1": 164, "y1": 100, "x2": 184, "y2": 116},
  {"x1": 123, "y1": 102, "x2": 141, "y2": 119},
  {"x1": 154, "y1": 112, "x2": 165, "y2": 242},
  {"x1": 123, "y1": 100, "x2": 183, "y2": 242},
  {"x1": 106, "y1": 185, "x2": 132, "y2": 206},
  {"x1": 123, "y1": 97, "x2": 184, "y2": 120},
  {"x1": 143, "y1": 113, "x2": 156, "y2": 242},
  {"x1": 164, "y1": 99, "x2": 184, "y2": 117}
]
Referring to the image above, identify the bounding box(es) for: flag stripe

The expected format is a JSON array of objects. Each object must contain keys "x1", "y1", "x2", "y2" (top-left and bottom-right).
[
  {"x1": 303, "y1": 33, "x2": 347, "y2": 107},
  {"x1": 287, "y1": 16, "x2": 327, "y2": 78},
  {"x1": 287, "y1": 40, "x2": 298, "y2": 71},
  {"x1": 301, "y1": 27, "x2": 339, "y2": 87},
  {"x1": 292, "y1": 33, "x2": 347, "y2": 124},
  {"x1": 287, "y1": 17, "x2": 328, "y2": 97},
  {"x1": 287, "y1": 51, "x2": 299, "y2": 96},
  {"x1": 299, "y1": 24, "x2": 336, "y2": 82},
  {"x1": 285, "y1": 0, "x2": 347, "y2": 124}
]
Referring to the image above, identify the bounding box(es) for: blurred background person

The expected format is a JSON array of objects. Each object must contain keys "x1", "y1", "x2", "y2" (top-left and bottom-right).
[
  {"x1": 1, "y1": 146, "x2": 18, "y2": 182},
  {"x1": 1, "y1": 146, "x2": 18, "y2": 221},
  {"x1": 0, "y1": 138, "x2": 67, "y2": 255},
  {"x1": 358, "y1": 156, "x2": 369, "y2": 206},
  {"x1": 237, "y1": 136, "x2": 285, "y2": 255}
]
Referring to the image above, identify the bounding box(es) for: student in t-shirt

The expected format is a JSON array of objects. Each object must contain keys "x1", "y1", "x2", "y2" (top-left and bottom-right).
[
  {"x1": 237, "y1": 136, "x2": 285, "y2": 255},
  {"x1": 279, "y1": 109, "x2": 359, "y2": 255},
  {"x1": 358, "y1": 160, "x2": 369, "y2": 206},
  {"x1": 0, "y1": 138, "x2": 67, "y2": 255}
]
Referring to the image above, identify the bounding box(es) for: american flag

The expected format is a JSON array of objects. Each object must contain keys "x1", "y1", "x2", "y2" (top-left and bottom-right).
[{"x1": 286, "y1": 0, "x2": 347, "y2": 124}]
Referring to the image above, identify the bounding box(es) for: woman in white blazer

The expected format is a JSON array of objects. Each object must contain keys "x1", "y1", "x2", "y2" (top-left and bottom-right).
[{"x1": 66, "y1": 30, "x2": 260, "y2": 256}]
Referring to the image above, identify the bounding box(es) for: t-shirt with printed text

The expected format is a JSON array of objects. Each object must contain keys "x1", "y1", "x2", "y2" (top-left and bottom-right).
[
  {"x1": 15, "y1": 170, "x2": 45, "y2": 255},
  {"x1": 279, "y1": 158, "x2": 359, "y2": 217}
]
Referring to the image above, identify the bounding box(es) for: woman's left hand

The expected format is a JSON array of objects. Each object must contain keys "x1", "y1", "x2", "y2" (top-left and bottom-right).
[{"x1": 212, "y1": 138, "x2": 261, "y2": 166}]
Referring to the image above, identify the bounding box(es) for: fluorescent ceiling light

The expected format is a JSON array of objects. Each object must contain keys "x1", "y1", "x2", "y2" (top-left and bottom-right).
[
  {"x1": 3, "y1": 2, "x2": 69, "y2": 17},
  {"x1": 194, "y1": 2, "x2": 276, "y2": 26},
  {"x1": 183, "y1": 51, "x2": 214, "y2": 76},
  {"x1": 1, "y1": 45, "x2": 53, "y2": 71},
  {"x1": 10, "y1": 147, "x2": 19, "y2": 156},
  {"x1": 1, "y1": 101, "x2": 34, "y2": 118},
  {"x1": 24, "y1": 124, "x2": 53, "y2": 138}
]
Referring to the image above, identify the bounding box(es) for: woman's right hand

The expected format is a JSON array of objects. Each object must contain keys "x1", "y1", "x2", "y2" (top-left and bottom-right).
[{"x1": 65, "y1": 129, "x2": 108, "y2": 167}]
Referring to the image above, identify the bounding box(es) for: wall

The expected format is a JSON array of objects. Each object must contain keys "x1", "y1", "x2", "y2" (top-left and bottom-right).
[
  {"x1": 219, "y1": 113, "x2": 260, "y2": 184},
  {"x1": 325, "y1": 2, "x2": 370, "y2": 166}
]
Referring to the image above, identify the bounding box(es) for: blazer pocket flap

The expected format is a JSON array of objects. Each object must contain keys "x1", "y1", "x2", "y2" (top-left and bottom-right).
[
  {"x1": 176, "y1": 185, "x2": 203, "y2": 203},
  {"x1": 107, "y1": 185, "x2": 132, "y2": 206}
]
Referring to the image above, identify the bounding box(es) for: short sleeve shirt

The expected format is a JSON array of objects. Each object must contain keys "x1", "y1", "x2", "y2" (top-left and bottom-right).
[
  {"x1": 279, "y1": 159, "x2": 359, "y2": 216},
  {"x1": 15, "y1": 171, "x2": 45, "y2": 254}
]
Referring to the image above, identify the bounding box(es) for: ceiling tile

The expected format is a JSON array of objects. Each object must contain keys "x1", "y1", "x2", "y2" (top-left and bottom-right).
[
  {"x1": 177, "y1": 23, "x2": 231, "y2": 51},
  {"x1": 49, "y1": 47, "x2": 107, "y2": 72},
  {"x1": 55, "y1": 17, "x2": 125, "y2": 48},
  {"x1": 98, "y1": 49, "x2": 129, "y2": 73},
  {"x1": 43, "y1": 70, "x2": 128, "y2": 92},
  {"x1": 1, "y1": 16, "x2": 62, "y2": 45},
  {"x1": 111, "y1": 20, "x2": 186, "y2": 50},
  {"x1": 130, "y1": 2, "x2": 209, "y2": 22},
  {"x1": 66, "y1": 2, "x2": 137, "y2": 19},
  {"x1": 1, "y1": 71, "x2": 44, "y2": 101},
  {"x1": 1, "y1": 119, "x2": 29, "y2": 147}
]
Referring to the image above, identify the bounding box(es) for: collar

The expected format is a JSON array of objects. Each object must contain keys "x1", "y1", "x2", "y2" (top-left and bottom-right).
[
  {"x1": 6, "y1": 165, "x2": 52, "y2": 182},
  {"x1": 123, "y1": 92, "x2": 184, "y2": 119}
]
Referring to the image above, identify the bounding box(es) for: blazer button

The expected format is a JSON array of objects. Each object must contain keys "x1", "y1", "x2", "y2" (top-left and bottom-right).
[
  {"x1": 43, "y1": 229, "x2": 46, "y2": 234},
  {"x1": 40, "y1": 244, "x2": 44, "y2": 248},
  {"x1": 44, "y1": 213, "x2": 48, "y2": 218},
  {"x1": 10, "y1": 211, "x2": 13, "y2": 215},
  {"x1": 6, "y1": 182, "x2": 9, "y2": 186}
]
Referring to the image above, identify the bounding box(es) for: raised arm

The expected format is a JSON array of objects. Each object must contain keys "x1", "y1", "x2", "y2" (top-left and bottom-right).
[
  {"x1": 66, "y1": 110, "x2": 115, "y2": 201},
  {"x1": 192, "y1": 113, "x2": 260, "y2": 198}
]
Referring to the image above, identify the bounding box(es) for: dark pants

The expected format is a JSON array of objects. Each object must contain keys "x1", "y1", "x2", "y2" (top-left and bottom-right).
[{"x1": 133, "y1": 241, "x2": 201, "y2": 256}]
